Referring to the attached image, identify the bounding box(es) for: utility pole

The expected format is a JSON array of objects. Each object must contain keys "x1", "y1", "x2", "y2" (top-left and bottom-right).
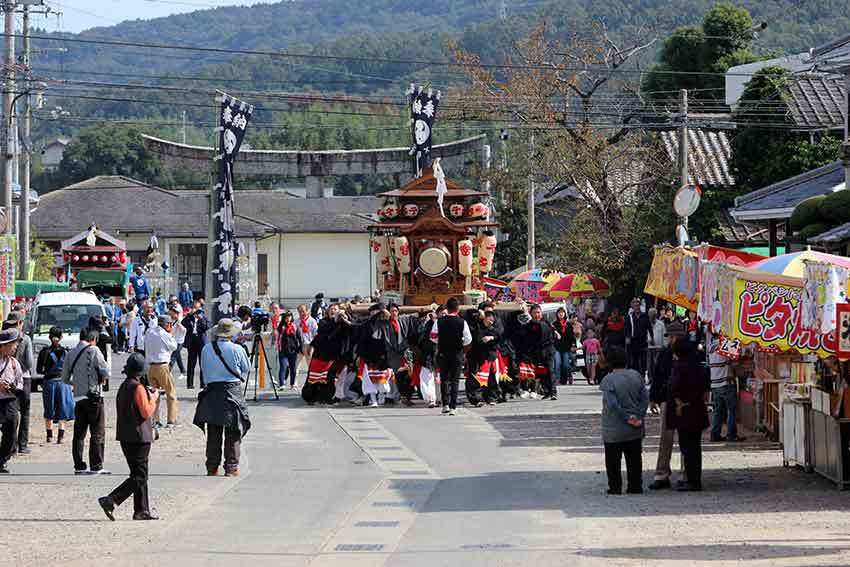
[
  {"x1": 19, "y1": 3, "x2": 30, "y2": 277},
  {"x1": 2, "y1": 1, "x2": 15, "y2": 238},
  {"x1": 677, "y1": 89, "x2": 689, "y2": 231},
  {"x1": 526, "y1": 130, "x2": 535, "y2": 271},
  {"x1": 181, "y1": 110, "x2": 187, "y2": 144},
  {"x1": 499, "y1": 0, "x2": 507, "y2": 20}
]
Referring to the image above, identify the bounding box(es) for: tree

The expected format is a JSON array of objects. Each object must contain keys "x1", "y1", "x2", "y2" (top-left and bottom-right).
[
  {"x1": 56, "y1": 122, "x2": 166, "y2": 187},
  {"x1": 29, "y1": 239, "x2": 55, "y2": 282},
  {"x1": 452, "y1": 23, "x2": 678, "y2": 296},
  {"x1": 730, "y1": 66, "x2": 841, "y2": 193},
  {"x1": 643, "y1": 4, "x2": 760, "y2": 99}
]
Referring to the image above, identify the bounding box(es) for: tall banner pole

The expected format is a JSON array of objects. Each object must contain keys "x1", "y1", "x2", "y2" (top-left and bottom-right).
[{"x1": 211, "y1": 92, "x2": 253, "y2": 323}]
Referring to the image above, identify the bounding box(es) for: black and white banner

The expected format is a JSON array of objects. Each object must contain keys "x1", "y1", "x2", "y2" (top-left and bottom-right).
[
  {"x1": 212, "y1": 93, "x2": 253, "y2": 323},
  {"x1": 408, "y1": 84, "x2": 440, "y2": 177}
]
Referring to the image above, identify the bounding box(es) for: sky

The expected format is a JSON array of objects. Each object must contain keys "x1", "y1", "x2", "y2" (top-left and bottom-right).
[{"x1": 39, "y1": 1, "x2": 262, "y2": 33}]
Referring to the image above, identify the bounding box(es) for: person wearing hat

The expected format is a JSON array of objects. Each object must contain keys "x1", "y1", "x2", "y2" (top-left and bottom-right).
[
  {"x1": 0, "y1": 328, "x2": 24, "y2": 473},
  {"x1": 63, "y1": 328, "x2": 111, "y2": 474},
  {"x1": 4, "y1": 312, "x2": 33, "y2": 455},
  {"x1": 648, "y1": 320, "x2": 686, "y2": 490},
  {"x1": 99, "y1": 353, "x2": 160, "y2": 521},
  {"x1": 194, "y1": 318, "x2": 251, "y2": 476},
  {"x1": 144, "y1": 315, "x2": 178, "y2": 427}
]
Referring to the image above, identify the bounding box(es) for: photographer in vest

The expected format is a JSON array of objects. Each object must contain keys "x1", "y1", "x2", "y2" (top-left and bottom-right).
[
  {"x1": 193, "y1": 319, "x2": 251, "y2": 477},
  {"x1": 98, "y1": 353, "x2": 159, "y2": 521}
]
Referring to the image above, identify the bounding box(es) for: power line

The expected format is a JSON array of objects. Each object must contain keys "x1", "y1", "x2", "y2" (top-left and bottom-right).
[{"x1": 10, "y1": 32, "x2": 792, "y2": 79}]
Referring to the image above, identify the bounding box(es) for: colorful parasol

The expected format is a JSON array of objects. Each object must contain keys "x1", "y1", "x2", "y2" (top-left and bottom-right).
[
  {"x1": 508, "y1": 269, "x2": 564, "y2": 303},
  {"x1": 752, "y1": 249, "x2": 850, "y2": 278},
  {"x1": 544, "y1": 273, "x2": 611, "y2": 299}
]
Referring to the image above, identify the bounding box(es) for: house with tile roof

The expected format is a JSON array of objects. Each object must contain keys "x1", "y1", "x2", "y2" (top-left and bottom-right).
[{"x1": 31, "y1": 175, "x2": 381, "y2": 305}]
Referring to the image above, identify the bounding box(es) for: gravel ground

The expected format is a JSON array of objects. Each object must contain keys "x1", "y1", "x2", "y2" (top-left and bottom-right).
[{"x1": 0, "y1": 353, "x2": 231, "y2": 567}]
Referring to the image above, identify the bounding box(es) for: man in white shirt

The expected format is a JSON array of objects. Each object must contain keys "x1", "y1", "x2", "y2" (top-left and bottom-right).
[
  {"x1": 168, "y1": 306, "x2": 187, "y2": 381},
  {"x1": 429, "y1": 298, "x2": 472, "y2": 415},
  {"x1": 145, "y1": 316, "x2": 178, "y2": 427},
  {"x1": 295, "y1": 303, "x2": 318, "y2": 388},
  {"x1": 129, "y1": 302, "x2": 157, "y2": 357}
]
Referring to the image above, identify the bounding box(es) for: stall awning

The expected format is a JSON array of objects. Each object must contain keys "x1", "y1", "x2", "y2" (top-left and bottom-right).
[
  {"x1": 76, "y1": 269, "x2": 128, "y2": 291},
  {"x1": 14, "y1": 280, "x2": 70, "y2": 298}
]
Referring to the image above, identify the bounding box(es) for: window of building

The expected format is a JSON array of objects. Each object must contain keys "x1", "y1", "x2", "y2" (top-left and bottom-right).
[{"x1": 258, "y1": 253, "x2": 269, "y2": 296}]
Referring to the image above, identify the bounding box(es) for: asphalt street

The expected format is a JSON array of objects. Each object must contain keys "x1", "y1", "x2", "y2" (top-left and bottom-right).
[{"x1": 3, "y1": 352, "x2": 850, "y2": 566}]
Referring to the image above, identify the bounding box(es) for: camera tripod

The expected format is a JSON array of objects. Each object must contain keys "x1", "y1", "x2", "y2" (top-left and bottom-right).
[{"x1": 243, "y1": 332, "x2": 280, "y2": 402}]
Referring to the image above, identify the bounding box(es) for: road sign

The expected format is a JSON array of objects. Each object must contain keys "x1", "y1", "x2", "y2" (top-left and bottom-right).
[{"x1": 674, "y1": 184, "x2": 702, "y2": 218}]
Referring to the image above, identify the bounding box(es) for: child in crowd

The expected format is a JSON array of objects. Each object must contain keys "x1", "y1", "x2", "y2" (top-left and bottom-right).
[{"x1": 583, "y1": 328, "x2": 602, "y2": 385}]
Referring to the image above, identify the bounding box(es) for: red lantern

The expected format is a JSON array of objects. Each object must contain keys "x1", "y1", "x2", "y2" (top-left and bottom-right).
[
  {"x1": 63, "y1": 252, "x2": 69, "y2": 262},
  {"x1": 101, "y1": 255, "x2": 108, "y2": 262},
  {"x1": 111, "y1": 255, "x2": 118, "y2": 263},
  {"x1": 119, "y1": 251, "x2": 126, "y2": 263},
  {"x1": 82, "y1": 255, "x2": 89, "y2": 262},
  {"x1": 467, "y1": 202, "x2": 488, "y2": 219},
  {"x1": 402, "y1": 204, "x2": 419, "y2": 218},
  {"x1": 383, "y1": 203, "x2": 399, "y2": 219},
  {"x1": 449, "y1": 203, "x2": 464, "y2": 217}
]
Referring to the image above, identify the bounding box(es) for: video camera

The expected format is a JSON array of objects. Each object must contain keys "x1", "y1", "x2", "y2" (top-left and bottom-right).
[{"x1": 251, "y1": 307, "x2": 270, "y2": 332}]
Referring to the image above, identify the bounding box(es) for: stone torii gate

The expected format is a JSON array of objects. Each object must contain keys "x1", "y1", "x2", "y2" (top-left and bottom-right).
[{"x1": 142, "y1": 133, "x2": 492, "y2": 300}]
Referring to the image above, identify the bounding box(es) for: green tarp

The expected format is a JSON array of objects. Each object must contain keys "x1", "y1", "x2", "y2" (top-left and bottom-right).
[
  {"x1": 14, "y1": 280, "x2": 70, "y2": 298},
  {"x1": 76, "y1": 270, "x2": 128, "y2": 294}
]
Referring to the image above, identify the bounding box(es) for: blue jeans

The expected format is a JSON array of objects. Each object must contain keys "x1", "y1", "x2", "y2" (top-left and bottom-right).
[
  {"x1": 279, "y1": 352, "x2": 298, "y2": 386},
  {"x1": 170, "y1": 345, "x2": 186, "y2": 375},
  {"x1": 553, "y1": 351, "x2": 572, "y2": 382},
  {"x1": 711, "y1": 384, "x2": 738, "y2": 441}
]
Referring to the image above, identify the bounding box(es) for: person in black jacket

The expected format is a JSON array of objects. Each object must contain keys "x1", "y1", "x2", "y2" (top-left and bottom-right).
[
  {"x1": 552, "y1": 307, "x2": 575, "y2": 385},
  {"x1": 648, "y1": 321, "x2": 686, "y2": 491},
  {"x1": 668, "y1": 338, "x2": 710, "y2": 491},
  {"x1": 468, "y1": 309, "x2": 505, "y2": 406},
  {"x1": 624, "y1": 298, "x2": 651, "y2": 378},
  {"x1": 529, "y1": 305, "x2": 557, "y2": 400},
  {"x1": 98, "y1": 353, "x2": 159, "y2": 521},
  {"x1": 431, "y1": 298, "x2": 472, "y2": 415},
  {"x1": 182, "y1": 302, "x2": 209, "y2": 389},
  {"x1": 36, "y1": 327, "x2": 73, "y2": 444},
  {"x1": 276, "y1": 311, "x2": 303, "y2": 389}
]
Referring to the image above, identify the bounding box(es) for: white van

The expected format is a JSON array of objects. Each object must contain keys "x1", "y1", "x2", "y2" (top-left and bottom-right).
[{"x1": 29, "y1": 291, "x2": 110, "y2": 389}]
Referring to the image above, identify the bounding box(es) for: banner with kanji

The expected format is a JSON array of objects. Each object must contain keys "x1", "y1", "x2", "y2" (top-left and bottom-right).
[
  {"x1": 731, "y1": 277, "x2": 838, "y2": 358},
  {"x1": 407, "y1": 84, "x2": 440, "y2": 177},
  {"x1": 211, "y1": 93, "x2": 253, "y2": 322},
  {"x1": 0, "y1": 236, "x2": 15, "y2": 301}
]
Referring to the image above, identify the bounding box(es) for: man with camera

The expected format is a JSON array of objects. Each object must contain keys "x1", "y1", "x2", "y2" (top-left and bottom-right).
[
  {"x1": 145, "y1": 316, "x2": 178, "y2": 427},
  {"x1": 194, "y1": 319, "x2": 251, "y2": 477},
  {"x1": 0, "y1": 328, "x2": 24, "y2": 473},
  {"x1": 63, "y1": 328, "x2": 111, "y2": 475},
  {"x1": 99, "y1": 353, "x2": 159, "y2": 521},
  {"x1": 182, "y1": 301, "x2": 209, "y2": 389}
]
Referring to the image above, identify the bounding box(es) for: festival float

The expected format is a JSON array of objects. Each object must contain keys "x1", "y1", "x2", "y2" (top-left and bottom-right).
[
  {"x1": 368, "y1": 85, "x2": 500, "y2": 308},
  {"x1": 60, "y1": 224, "x2": 129, "y2": 297}
]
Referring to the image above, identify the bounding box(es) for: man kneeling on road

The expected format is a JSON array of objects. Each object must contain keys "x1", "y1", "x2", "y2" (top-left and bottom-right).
[
  {"x1": 99, "y1": 353, "x2": 159, "y2": 521},
  {"x1": 194, "y1": 319, "x2": 251, "y2": 477}
]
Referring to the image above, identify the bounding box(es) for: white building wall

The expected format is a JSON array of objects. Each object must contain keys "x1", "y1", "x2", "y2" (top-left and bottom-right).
[{"x1": 258, "y1": 233, "x2": 374, "y2": 307}]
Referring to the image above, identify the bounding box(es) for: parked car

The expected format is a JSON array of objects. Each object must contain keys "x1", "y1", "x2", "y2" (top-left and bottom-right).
[{"x1": 28, "y1": 291, "x2": 111, "y2": 391}]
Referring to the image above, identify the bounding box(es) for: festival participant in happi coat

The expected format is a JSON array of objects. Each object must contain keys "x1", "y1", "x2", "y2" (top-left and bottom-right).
[
  {"x1": 430, "y1": 298, "x2": 472, "y2": 415},
  {"x1": 358, "y1": 306, "x2": 395, "y2": 408},
  {"x1": 468, "y1": 309, "x2": 506, "y2": 406},
  {"x1": 394, "y1": 308, "x2": 433, "y2": 407},
  {"x1": 303, "y1": 304, "x2": 351, "y2": 405},
  {"x1": 508, "y1": 309, "x2": 538, "y2": 399},
  {"x1": 382, "y1": 303, "x2": 419, "y2": 403}
]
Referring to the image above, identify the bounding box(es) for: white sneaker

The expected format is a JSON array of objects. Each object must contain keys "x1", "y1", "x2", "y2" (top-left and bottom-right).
[
  {"x1": 442, "y1": 405, "x2": 450, "y2": 414},
  {"x1": 529, "y1": 392, "x2": 540, "y2": 400},
  {"x1": 519, "y1": 391, "x2": 530, "y2": 399},
  {"x1": 369, "y1": 401, "x2": 379, "y2": 408},
  {"x1": 428, "y1": 402, "x2": 437, "y2": 409},
  {"x1": 93, "y1": 469, "x2": 112, "y2": 475},
  {"x1": 449, "y1": 408, "x2": 457, "y2": 416}
]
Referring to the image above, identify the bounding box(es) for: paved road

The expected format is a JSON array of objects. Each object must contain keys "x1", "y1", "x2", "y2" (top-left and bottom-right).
[{"x1": 3, "y1": 355, "x2": 850, "y2": 566}]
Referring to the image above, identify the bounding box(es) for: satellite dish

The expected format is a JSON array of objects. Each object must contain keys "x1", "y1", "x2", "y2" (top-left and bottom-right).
[
  {"x1": 676, "y1": 224, "x2": 689, "y2": 247},
  {"x1": 673, "y1": 184, "x2": 702, "y2": 217}
]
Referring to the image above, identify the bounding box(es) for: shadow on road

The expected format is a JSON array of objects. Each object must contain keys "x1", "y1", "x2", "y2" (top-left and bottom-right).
[{"x1": 579, "y1": 542, "x2": 850, "y2": 561}]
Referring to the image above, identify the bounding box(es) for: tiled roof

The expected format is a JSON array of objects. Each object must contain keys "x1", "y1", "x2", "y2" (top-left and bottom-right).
[
  {"x1": 808, "y1": 221, "x2": 850, "y2": 245},
  {"x1": 32, "y1": 175, "x2": 379, "y2": 240},
  {"x1": 714, "y1": 209, "x2": 784, "y2": 243},
  {"x1": 786, "y1": 74, "x2": 846, "y2": 130},
  {"x1": 660, "y1": 129, "x2": 734, "y2": 187},
  {"x1": 810, "y1": 33, "x2": 850, "y2": 72},
  {"x1": 731, "y1": 161, "x2": 846, "y2": 219}
]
